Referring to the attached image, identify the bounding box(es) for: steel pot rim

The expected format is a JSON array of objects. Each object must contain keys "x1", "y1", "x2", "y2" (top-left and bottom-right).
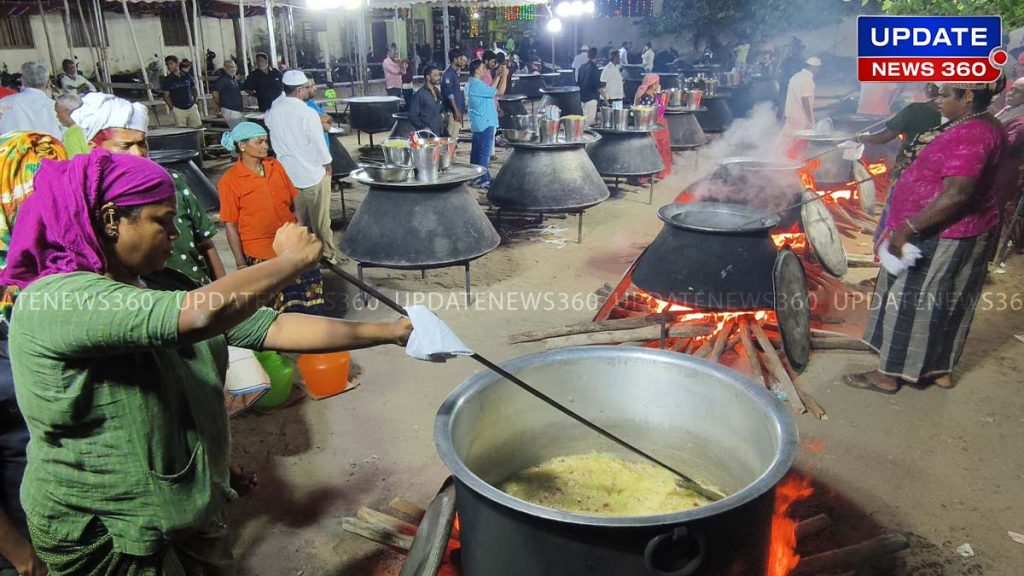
[
  {"x1": 434, "y1": 346, "x2": 798, "y2": 529},
  {"x1": 657, "y1": 202, "x2": 780, "y2": 233}
]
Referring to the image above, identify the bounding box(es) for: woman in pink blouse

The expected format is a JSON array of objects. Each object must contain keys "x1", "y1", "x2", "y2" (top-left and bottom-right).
[{"x1": 848, "y1": 80, "x2": 1007, "y2": 394}]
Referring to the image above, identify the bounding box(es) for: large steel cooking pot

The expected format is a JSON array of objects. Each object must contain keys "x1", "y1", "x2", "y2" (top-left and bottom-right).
[
  {"x1": 148, "y1": 127, "x2": 204, "y2": 168},
  {"x1": 511, "y1": 73, "x2": 546, "y2": 99},
  {"x1": 498, "y1": 95, "x2": 529, "y2": 130},
  {"x1": 632, "y1": 202, "x2": 781, "y2": 310},
  {"x1": 148, "y1": 149, "x2": 218, "y2": 210},
  {"x1": 389, "y1": 113, "x2": 417, "y2": 138},
  {"x1": 348, "y1": 96, "x2": 402, "y2": 135},
  {"x1": 436, "y1": 346, "x2": 798, "y2": 576},
  {"x1": 705, "y1": 157, "x2": 805, "y2": 228},
  {"x1": 539, "y1": 87, "x2": 584, "y2": 117},
  {"x1": 793, "y1": 130, "x2": 854, "y2": 185}
]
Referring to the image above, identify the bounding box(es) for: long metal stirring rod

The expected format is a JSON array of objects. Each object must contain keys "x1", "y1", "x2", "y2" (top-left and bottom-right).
[
  {"x1": 321, "y1": 259, "x2": 726, "y2": 502},
  {"x1": 801, "y1": 97, "x2": 937, "y2": 164}
]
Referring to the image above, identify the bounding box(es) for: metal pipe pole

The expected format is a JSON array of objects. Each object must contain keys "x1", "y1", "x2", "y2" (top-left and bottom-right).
[
  {"x1": 238, "y1": 0, "x2": 249, "y2": 75},
  {"x1": 35, "y1": 0, "x2": 59, "y2": 77},
  {"x1": 286, "y1": 5, "x2": 297, "y2": 69},
  {"x1": 442, "y1": 0, "x2": 450, "y2": 69},
  {"x1": 191, "y1": 0, "x2": 208, "y2": 115},
  {"x1": 356, "y1": 7, "x2": 368, "y2": 94},
  {"x1": 74, "y1": 0, "x2": 100, "y2": 87},
  {"x1": 181, "y1": 1, "x2": 196, "y2": 62},
  {"x1": 61, "y1": 0, "x2": 75, "y2": 59},
  {"x1": 120, "y1": 0, "x2": 155, "y2": 102},
  {"x1": 322, "y1": 30, "x2": 332, "y2": 82},
  {"x1": 265, "y1": 0, "x2": 279, "y2": 72},
  {"x1": 92, "y1": 0, "x2": 111, "y2": 85}
]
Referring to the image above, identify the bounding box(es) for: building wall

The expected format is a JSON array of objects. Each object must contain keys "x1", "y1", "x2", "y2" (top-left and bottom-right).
[{"x1": 0, "y1": 10, "x2": 271, "y2": 77}]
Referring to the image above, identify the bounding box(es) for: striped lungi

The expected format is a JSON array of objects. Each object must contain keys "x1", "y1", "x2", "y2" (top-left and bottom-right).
[
  {"x1": 863, "y1": 230, "x2": 996, "y2": 382},
  {"x1": 245, "y1": 255, "x2": 325, "y2": 314}
]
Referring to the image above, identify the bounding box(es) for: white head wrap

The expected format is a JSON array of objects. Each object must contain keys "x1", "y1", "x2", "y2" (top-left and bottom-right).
[
  {"x1": 805, "y1": 57, "x2": 822, "y2": 67},
  {"x1": 70, "y1": 93, "x2": 150, "y2": 142}
]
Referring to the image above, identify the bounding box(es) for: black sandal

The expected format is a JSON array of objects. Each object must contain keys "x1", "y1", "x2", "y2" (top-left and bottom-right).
[{"x1": 844, "y1": 372, "x2": 900, "y2": 395}]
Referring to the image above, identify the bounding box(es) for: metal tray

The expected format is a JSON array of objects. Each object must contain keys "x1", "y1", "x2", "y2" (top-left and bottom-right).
[
  {"x1": 590, "y1": 126, "x2": 659, "y2": 135},
  {"x1": 664, "y1": 106, "x2": 707, "y2": 114},
  {"x1": 505, "y1": 130, "x2": 601, "y2": 149},
  {"x1": 350, "y1": 163, "x2": 486, "y2": 189}
]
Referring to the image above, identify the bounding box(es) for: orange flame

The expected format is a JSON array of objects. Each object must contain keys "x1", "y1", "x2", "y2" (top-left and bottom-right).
[
  {"x1": 867, "y1": 161, "x2": 888, "y2": 176},
  {"x1": 767, "y1": 472, "x2": 815, "y2": 576},
  {"x1": 772, "y1": 233, "x2": 807, "y2": 251}
]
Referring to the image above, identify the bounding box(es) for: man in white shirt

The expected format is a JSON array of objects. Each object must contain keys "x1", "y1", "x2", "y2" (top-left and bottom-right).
[
  {"x1": 600, "y1": 49, "x2": 625, "y2": 109},
  {"x1": 0, "y1": 62, "x2": 62, "y2": 139},
  {"x1": 783, "y1": 56, "x2": 820, "y2": 134},
  {"x1": 572, "y1": 45, "x2": 590, "y2": 80},
  {"x1": 265, "y1": 69, "x2": 340, "y2": 263},
  {"x1": 619, "y1": 42, "x2": 630, "y2": 65},
  {"x1": 58, "y1": 59, "x2": 96, "y2": 95},
  {"x1": 641, "y1": 42, "x2": 655, "y2": 72}
]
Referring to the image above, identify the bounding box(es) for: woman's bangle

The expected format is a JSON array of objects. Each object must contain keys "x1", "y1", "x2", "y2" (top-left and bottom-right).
[{"x1": 905, "y1": 219, "x2": 920, "y2": 235}]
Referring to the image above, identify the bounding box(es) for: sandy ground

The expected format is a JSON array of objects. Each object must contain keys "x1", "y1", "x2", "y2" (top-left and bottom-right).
[{"x1": 194, "y1": 126, "x2": 1024, "y2": 575}]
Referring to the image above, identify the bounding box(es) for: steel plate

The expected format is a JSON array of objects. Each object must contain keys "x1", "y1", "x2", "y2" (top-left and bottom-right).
[
  {"x1": 800, "y1": 190, "x2": 849, "y2": 277},
  {"x1": 505, "y1": 131, "x2": 601, "y2": 149},
  {"x1": 792, "y1": 129, "x2": 852, "y2": 143},
  {"x1": 349, "y1": 163, "x2": 485, "y2": 189},
  {"x1": 663, "y1": 106, "x2": 707, "y2": 114},
  {"x1": 853, "y1": 161, "x2": 877, "y2": 215},
  {"x1": 773, "y1": 248, "x2": 811, "y2": 371},
  {"x1": 399, "y1": 479, "x2": 455, "y2": 576},
  {"x1": 589, "y1": 126, "x2": 659, "y2": 135}
]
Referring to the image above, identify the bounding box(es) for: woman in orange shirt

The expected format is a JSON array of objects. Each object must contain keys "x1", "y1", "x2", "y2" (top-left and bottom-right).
[{"x1": 219, "y1": 122, "x2": 325, "y2": 313}]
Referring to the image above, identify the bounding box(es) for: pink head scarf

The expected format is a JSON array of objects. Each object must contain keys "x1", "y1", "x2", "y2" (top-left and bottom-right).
[
  {"x1": 635, "y1": 73, "x2": 661, "y2": 105},
  {"x1": 1, "y1": 148, "x2": 176, "y2": 289}
]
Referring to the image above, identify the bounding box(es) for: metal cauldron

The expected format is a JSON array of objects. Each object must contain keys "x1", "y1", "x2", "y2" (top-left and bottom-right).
[
  {"x1": 633, "y1": 203, "x2": 781, "y2": 310},
  {"x1": 498, "y1": 95, "x2": 530, "y2": 130},
  {"x1": 539, "y1": 87, "x2": 584, "y2": 117},
  {"x1": 664, "y1": 108, "x2": 708, "y2": 149},
  {"x1": 511, "y1": 73, "x2": 546, "y2": 99},
  {"x1": 148, "y1": 127, "x2": 204, "y2": 168},
  {"x1": 436, "y1": 346, "x2": 797, "y2": 576},
  {"x1": 624, "y1": 78, "x2": 643, "y2": 104},
  {"x1": 328, "y1": 128, "x2": 360, "y2": 176},
  {"x1": 148, "y1": 149, "x2": 218, "y2": 210},
  {"x1": 389, "y1": 113, "x2": 417, "y2": 138},
  {"x1": 540, "y1": 72, "x2": 560, "y2": 87},
  {"x1": 488, "y1": 136, "x2": 609, "y2": 213},
  {"x1": 658, "y1": 73, "x2": 681, "y2": 91},
  {"x1": 695, "y1": 96, "x2": 733, "y2": 133},
  {"x1": 556, "y1": 69, "x2": 576, "y2": 87},
  {"x1": 793, "y1": 130, "x2": 854, "y2": 185},
  {"x1": 349, "y1": 96, "x2": 402, "y2": 135},
  {"x1": 703, "y1": 157, "x2": 805, "y2": 227},
  {"x1": 621, "y1": 65, "x2": 646, "y2": 81}
]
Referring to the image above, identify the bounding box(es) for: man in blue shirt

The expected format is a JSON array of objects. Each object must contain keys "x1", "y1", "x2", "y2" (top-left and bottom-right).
[
  {"x1": 441, "y1": 48, "x2": 467, "y2": 137},
  {"x1": 466, "y1": 58, "x2": 508, "y2": 187}
]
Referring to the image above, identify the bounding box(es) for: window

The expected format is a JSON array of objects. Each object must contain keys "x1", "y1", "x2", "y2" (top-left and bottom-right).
[
  {"x1": 160, "y1": 13, "x2": 190, "y2": 46},
  {"x1": 70, "y1": 2, "x2": 108, "y2": 48},
  {"x1": 0, "y1": 14, "x2": 34, "y2": 49}
]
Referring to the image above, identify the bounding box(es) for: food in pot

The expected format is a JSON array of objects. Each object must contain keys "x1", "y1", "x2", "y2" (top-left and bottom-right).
[
  {"x1": 561, "y1": 115, "x2": 585, "y2": 120},
  {"x1": 383, "y1": 139, "x2": 409, "y2": 148},
  {"x1": 499, "y1": 452, "x2": 713, "y2": 516}
]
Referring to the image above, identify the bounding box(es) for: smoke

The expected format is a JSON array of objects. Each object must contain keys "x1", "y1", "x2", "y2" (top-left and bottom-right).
[{"x1": 685, "y1": 102, "x2": 804, "y2": 217}]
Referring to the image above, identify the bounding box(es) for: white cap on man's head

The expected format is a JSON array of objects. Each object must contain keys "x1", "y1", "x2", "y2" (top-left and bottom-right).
[
  {"x1": 282, "y1": 70, "x2": 310, "y2": 86},
  {"x1": 806, "y1": 57, "x2": 822, "y2": 67},
  {"x1": 581, "y1": 45, "x2": 589, "y2": 52}
]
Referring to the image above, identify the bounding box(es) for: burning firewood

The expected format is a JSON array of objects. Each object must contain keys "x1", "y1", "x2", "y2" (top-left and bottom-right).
[
  {"x1": 790, "y1": 533, "x2": 910, "y2": 575},
  {"x1": 795, "y1": 513, "x2": 832, "y2": 539},
  {"x1": 750, "y1": 322, "x2": 807, "y2": 415},
  {"x1": 342, "y1": 517, "x2": 415, "y2": 551},
  {"x1": 707, "y1": 319, "x2": 737, "y2": 362},
  {"x1": 738, "y1": 317, "x2": 768, "y2": 388},
  {"x1": 542, "y1": 323, "x2": 713, "y2": 349},
  {"x1": 509, "y1": 314, "x2": 678, "y2": 344},
  {"x1": 810, "y1": 338, "x2": 873, "y2": 352}
]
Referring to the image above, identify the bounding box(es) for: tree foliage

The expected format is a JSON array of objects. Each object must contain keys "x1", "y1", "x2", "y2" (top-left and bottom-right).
[
  {"x1": 872, "y1": 0, "x2": 1024, "y2": 30},
  {"x1": 645, "y1": 0, "x2": 863, "y2": 42}
]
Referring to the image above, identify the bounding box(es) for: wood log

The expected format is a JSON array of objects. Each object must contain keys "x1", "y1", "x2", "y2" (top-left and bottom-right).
[
  {"x1": 811, "y1": 338, "x2": 873, "y2": 351},
  {"x1": 778, "y1": 351, "x2": 828, "y2": 421},
  {"x1": 543, "y1": 324, "x2": 712, "y2": 349},
  {"x1": 790, "y1": 534, "x2": 910, "y2": 575},
  {"x1": 750, "y1": 322, "x2": 807, "y2": 414},
  {"x1": 825, "y1": 200, "x2": 862, "y2": 230},
  {"x1": 847, "y1": 254, "x2": 880, "y2": 268},
  {"x1": 510, "y1": 314, "x2": 674, "y2": 344},
  {"x1": 795, "y1": 513, "x2": 832, "y2": 539},
  {"x1": 765, "y1": 324, "x2": 848, "y2": 339},
  {"x1": 342, "y1": 517, "x2": 414, "y2": 551},
  {"x1": 738, "y1": 317, "x2": 768, "y2": 388},
  {"x1": 708, "y1": 320, "x2": 737, "y2": 362},
  {"x1": 357, "y1": 507, "x2": 419, "y2": 536},
  {"x1": 388, "y1": 498, "x2": 426, "y2": 523}
]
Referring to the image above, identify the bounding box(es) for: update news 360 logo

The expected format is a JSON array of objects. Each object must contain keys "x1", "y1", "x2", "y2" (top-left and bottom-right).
[{"x1": 858, "y1": 16, "x2": 1007, "y2": 83}]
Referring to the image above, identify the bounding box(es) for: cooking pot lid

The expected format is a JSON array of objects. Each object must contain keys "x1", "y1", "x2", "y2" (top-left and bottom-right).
[
  {"x1": 800, "y1": 190, "x2": 849, "y2": 277},
  {"x1": 792, "y1": 129, "x2": 852, "y2": 143},
  {"x1": 852, "y1": 161, "x2": 877, "y2": 215},
  {"x1": 398, "y1": 478, "x2": 455, "y2": 576},
  {"x1": 658, "y1": 202, "x2": 780, "y2": 233},
  {"x1": 718, "y1": 156, "x2": 803, "y2": 172},
  {"x1": 773, "y1": 248, "x2": 811, "y2": 371},
  {"x1": 514, "y1": 72, "x2": 540, "y2": 78},
  {"x1": 498, "y1": 94, "x2": 529, "y2": 102},
  {"x1": 148, "y1": 149, "x2": 199, "y2": 164},
  {"x1": 148, "y1": 127, "x2": 203, "y2": 136}
]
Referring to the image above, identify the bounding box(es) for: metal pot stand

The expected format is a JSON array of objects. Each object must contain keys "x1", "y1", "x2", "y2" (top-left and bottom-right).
[
  {"x1": 342, "y1": 164, "x2": 500, "y2": 303},
  {"x1": 773, "y1": 247, "x2": 811, "y2": 372},
  {"x1": 587, "y1": 126, "x2": 665, "y2": 205},
  {"x1": 487, "y1": 132, "x2": 610, "y2": 243}
]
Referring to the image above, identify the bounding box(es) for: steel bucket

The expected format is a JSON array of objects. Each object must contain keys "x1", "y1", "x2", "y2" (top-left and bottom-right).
[
  {"x1": 690, "y1": 89, "x2": 704, "y2": 108},
  {"x1": 411, "y1": 145, "x2": 442, "y2": 182},
  {"x1": 538, "y1": 119, "x2": 561, "y2": 143},
  {"x1": 561, "y1": 116, "x2": 586, "y2": 142},
  {"x1": 668, "y1": 88, "x2": 684, "y2": 108},
  {"x1": 513, "y1": 114, "x2": 540, "y2": 132},
  {"x1": 632, "y1": 107, "x2": 657, "y2": 130},
  {"x1": 381, "y1": 138, "x2": 412, "y2": 166},
  {"x1": 611, "y1": 109, "x2": 629, "y2": 131},
  {"x1": 436, "y1": 137, "x2": 457, "y2": 171},
  {"x1": 600, "y1": 107, "x2": 615, "y2": 129}
]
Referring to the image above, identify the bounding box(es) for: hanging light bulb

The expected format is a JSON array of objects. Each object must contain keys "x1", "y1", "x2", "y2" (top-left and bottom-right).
[
  {"x1": 570, "y1": 1, "x2": 584, "y2": 15},
  {"x1": 554, "y1": 2, "x2": 570, "y2": 17},
  {"x1": 547, "y1": 17, "x2": 563, "y2": 33}
]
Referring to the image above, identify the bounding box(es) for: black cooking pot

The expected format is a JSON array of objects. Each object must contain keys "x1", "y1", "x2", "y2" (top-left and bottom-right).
[
  {"x1": 511, "y1": 73, "x2": 546, "y2": 99},
  {"x1": 497, "y1": 95, "x2": 529, "y2": 130},
  {"x1": 148, "y1": 149, "x2": 218, "y2": 211},
  {"x1": 389, "y1": 113, "x2": 417, "y2": 138},
  {"x1": 327, "y1": 128, "x2": 359, "y2": 176},
  {"x1": 624, "y1": 79, "x2": 643, "y2": 104},
  {"x1": 348, "y1": 96, "x2": 402, "y2": 135},
  {"x1": 436, "y1": 346, "x2": 798, "y2": 576},
  {"x1": 632, "y1": 203, "x2": 780, "y2": 310},
  {"x1": 539, "y1": 87, "x2": 584, "y2": 117},
  {"x1": 148, "y1": 127, "x2": 204, "y2": 169},
  {"x1": 700, "y1": 158, "x2": 804, "y2": 227},
  {"x1": 658, "y1": 73, "x2": 681, "y2": 91},
  {"x1": 540, "y1": 72, "x2": 560, "y2": 87},
  {"x1": 557, "y1": 69, "x2": 576, "y2": 87},
  {"x1": 621, "y1": 65, "x2": 646, "y2": 81}
]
